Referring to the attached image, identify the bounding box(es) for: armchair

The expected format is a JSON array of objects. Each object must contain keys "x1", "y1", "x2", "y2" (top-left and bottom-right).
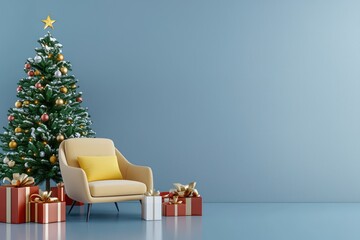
[{"x1": 58, "y1": 138, "x2": 153, "y2": 221}]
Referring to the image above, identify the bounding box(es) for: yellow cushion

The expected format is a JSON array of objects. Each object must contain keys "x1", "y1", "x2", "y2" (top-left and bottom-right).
[{"x1": 77, "y1": 156, "x2": 123, "y2": 182}]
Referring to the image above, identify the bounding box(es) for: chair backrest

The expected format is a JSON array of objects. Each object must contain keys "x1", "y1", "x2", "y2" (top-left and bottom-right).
[{"x1": 63, "y1": 138, "x2": 116, "y2": 167}]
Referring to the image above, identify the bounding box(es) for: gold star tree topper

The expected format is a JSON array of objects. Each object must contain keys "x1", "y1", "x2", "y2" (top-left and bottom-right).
[{"x1": 42, "y1": 15, "x2": 56, "y2": 29}]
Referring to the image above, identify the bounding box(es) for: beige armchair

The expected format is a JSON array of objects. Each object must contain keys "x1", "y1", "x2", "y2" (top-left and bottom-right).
[{"x1": 58, "y1": 138, "x2": 153, "y2": 221}]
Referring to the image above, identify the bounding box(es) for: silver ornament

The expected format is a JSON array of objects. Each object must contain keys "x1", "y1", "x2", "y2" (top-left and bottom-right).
[
  {"x1": 34, "y1": 55, "x2": 42, "y2": 63},
  {"x1": 39, "y1": 151, "x2": 45, "y2": 158},
  {"x1": 24, "y1": 162, "x2": 29, "y2": 168},
  {"x1": 7, "y1": 160, "x2": 15, "y2": 168},
  {"x1": 3, "y1": 156, "x2": 9, "y2": 164},
  {"x1": 54, "y1": 70, "x2": 62, "y2": 78}
]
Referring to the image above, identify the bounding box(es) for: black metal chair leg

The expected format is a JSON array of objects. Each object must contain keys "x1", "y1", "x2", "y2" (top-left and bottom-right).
[
  {"x1": 68, "y1": 200, "x2": 77, "y2": 215},
  {"x1": 86, "y1": 203, "x2": 92, "y2": 222},
  {"x1": 114, "y1": 202, "x2": 119, "y2": 212}
]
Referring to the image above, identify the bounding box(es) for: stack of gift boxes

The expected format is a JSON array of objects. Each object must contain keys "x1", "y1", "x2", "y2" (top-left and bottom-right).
[
  {"x1": 142, "y1": 181, "x2": 202, "y2": 220},
  {"x1": 0, "y1": 174, "x2": 202, "y2": 223},
  {"x1": 0, "y1": 173, "x2": 66, "y2": 224}
]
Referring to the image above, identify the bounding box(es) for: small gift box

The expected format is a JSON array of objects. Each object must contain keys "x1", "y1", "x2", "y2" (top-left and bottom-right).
[
  {"x1": 171, "y1": 182, "x2": 202, "y2": 216},
  {"x1": 50, "y1": 182, "x2": 83, "y2": 205},
  {"x1": 142, "y1": 189, "x2": 162, "y2": 221},
  {"x1": 0, "y1": 173, "x2": 39, "y2": 223},
  {"x1": 162, "y1": 196, "x2": 186, "y2": 217},
  {"x1": 50, "y1": 183, "x2": 65, "y2": 202},
  {"x1": 30, "y1": 190, "x2": 66, "y2": 224},
  {"x1": 178, "y1": 196, "x2": 202, "y2": 216}
]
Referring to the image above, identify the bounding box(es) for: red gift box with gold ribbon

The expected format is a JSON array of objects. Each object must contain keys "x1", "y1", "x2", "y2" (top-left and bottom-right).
[
  {"x1": 0, "y1": 173, "x2": 39, "y2": 224},
  {"x1": 178, "y1": 196, "x2": 202, "y2": 216},
  {"x1": 0, "y1": 185, "x2": 39, "y2": 223},
  {"x1": 168, "y1": 182, "x2": 202, "y2": 216},
  {"x1": 30, "y1": 202, "x2": 66, "y2": 224},
  {"x1": 29, "y1": 190, "x2": 66, "y2": 224},
  {"x1": 162, "y1": 202, "x2": 186, "y2": 216},
  {"x1": 50, "y1": 183, "x2": 84, "y2": 206},
  {"x1": 162, "y1": 196, "x2": 186, "y2": 216}
]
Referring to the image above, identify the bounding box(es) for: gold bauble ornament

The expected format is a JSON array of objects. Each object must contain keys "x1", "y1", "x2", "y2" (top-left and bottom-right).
[
  {"x1": 21, "y1": 156, "x2": 25, "y2": 160},
  {"x1": 33, "y1": 153, "x2": 37, "y2": 157},
  {"x1": 41, "y1": 76, "x2": 45, "y2": 80},
  {"x1": 49, "y1": 155, "x2": 57, "y2": 164},
  {"x1": 34, "y1": 100, "x2": 39, "y2": 105},
  {"x1": 14, "y1": 127, "x2": 22, "y2": 133},
  {"x1": 23, "y1": 100, "x2": 30, "y2": 106},
  {"x1": 29, "y1": 137, "x2": 33, "y2": 142},
  {"x1": 48, "y1": 53, "x2": 53, "y2": 58},
  {"x1": 60, "y1": 67, "x2": 68, "y2": 75},
  {"x1": 9, "y1": 140, "x2": 17, "y2": 149},
  {"x1": 57, "y1": 54, "x2": 64, "y2": 62},
  {"x1": 43, "y1": 141, "x2": 48, "y2": 145},
  {"x1": 71, "y1": 84, "x2": 76, "y2": 89},
  {"x1": 56, "y1": 134, "x2": 65, "y2": 142},
  {"x1": 34, "y1": 70, "x2": 41, "y2": 76},
  {"x1": 24, "y1": 130, "x2": 29, "y2": 133},
  {"x1": 55, "y1": 98, "x2": 64, "y2": 106},
  {"x1": 26, "y1": 168, "x2": 32, "y2": 173},
  {"x1": 60, "y1": 86, "x2": 68, "y2": 93},
  {"x1": 15, "y1": 101, "x2": 22, "y2": 108}
]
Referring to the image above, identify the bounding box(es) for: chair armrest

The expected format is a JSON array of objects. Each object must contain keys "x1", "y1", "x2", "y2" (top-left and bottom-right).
[
  {"x1": 60, "y1": 164, "x2": 92, "y2": 203},
  {"x1": 126, "y1": 164, "x2": 154, "y2": 192}
]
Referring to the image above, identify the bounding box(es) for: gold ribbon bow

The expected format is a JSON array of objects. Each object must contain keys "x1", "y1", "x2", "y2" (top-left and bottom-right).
[
  {"x1": 30, "y1": 190, "x2": 59, "y2": 203},
  {"x1": 56, "y1": 182, "x2": 65, "y2": 187},
  {"x1": 145, "y1": 189, "x2": 160, "y2": 196},
  {"x1": 169, "y1": 196, "x2": 183, "y2": 205},
  {"x1": 172, "y1": 182, "x2": 200, "y2": 197},
  {"x1": 3, "y1": 173, "x2": 35, "y2": 187}
]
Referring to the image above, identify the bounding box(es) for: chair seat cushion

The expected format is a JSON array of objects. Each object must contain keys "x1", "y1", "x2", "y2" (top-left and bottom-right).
[{"x1": 88, "y1": 180, "x2": 147, "y2": 197}]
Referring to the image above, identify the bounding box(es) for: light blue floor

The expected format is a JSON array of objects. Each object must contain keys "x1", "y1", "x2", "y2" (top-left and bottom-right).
[{"x1": 1, "y1": 203, "x2": 360, "y2": 240}]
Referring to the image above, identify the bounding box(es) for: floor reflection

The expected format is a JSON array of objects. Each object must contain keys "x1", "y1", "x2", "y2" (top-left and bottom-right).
[
  {"x1": 162, "y1": 216, "x2": 202, "y2": 239},
  {"x1": 0, "y1": 222, "x2": 66, "y2": 240}
]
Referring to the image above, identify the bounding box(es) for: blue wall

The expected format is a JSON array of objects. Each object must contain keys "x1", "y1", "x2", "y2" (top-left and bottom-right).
[{"x1": 1, "y1": 0, "x2": 360, "y2": 202}]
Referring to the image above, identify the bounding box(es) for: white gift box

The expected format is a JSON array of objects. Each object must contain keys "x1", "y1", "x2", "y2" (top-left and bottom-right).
[{"x1": 142, "y1": 196, "x2": 162, "y2": 221}]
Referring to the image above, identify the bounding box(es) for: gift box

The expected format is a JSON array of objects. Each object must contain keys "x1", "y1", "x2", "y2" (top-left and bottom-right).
[
  {"x1": 162, "y1": 202, "x2": 186, "y2": 216},
  {"x1": 0, "y1": 185, "x2": 39, "y2": 223},
  {"x1": 30, "y1": 202, "x2": 66, "y2": 224},
  {"x1": 178, "y1": 196, "x2": 202, "y2": 216},
  {"x1": 142, "y1": 195, "x2": 162, "y2": 220},
  {"x1": 0, "y1": 173, "x2": 38, "y2": 224},
  {"x1": 30, "y1": 190, "x2": 66, "y2": 224},
  {"x1": 170, "y1": 181, "x2": 202, "y2": 216},
  {"x1": 50, "y1": 183, "x2": 65, "y2": 202},
  {"x1": 50, "y1": 183, "x2": 83, "y2": 205}
]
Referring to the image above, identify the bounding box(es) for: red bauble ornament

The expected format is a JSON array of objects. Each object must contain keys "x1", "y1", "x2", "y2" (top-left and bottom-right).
[
  {"x1": 7, "y1": 115, "x2": 14, "y2": 121},
  {"x1": 16, "y1": 86, "x2": 22, "y2": 92},
  {"x1": 35, "y1": 82, "x2": 42, "y2": 89},
  {"x1": 28, "y1": 71, "x2": 34, "y2": 77},
  {"x1": 76, "y1": 97, "x2": 83, "y2": 103},
  {"x1": 41, "y1": 113, "x2": 49, "y2": 122},
  {"x1": 25, "y1": 63, "x2": 31, "y2": 69}
]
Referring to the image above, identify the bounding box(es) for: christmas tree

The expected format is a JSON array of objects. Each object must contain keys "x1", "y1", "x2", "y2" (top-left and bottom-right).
[{"x1": 0, "y1": 16, "x2": 95, "y2": 190}]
